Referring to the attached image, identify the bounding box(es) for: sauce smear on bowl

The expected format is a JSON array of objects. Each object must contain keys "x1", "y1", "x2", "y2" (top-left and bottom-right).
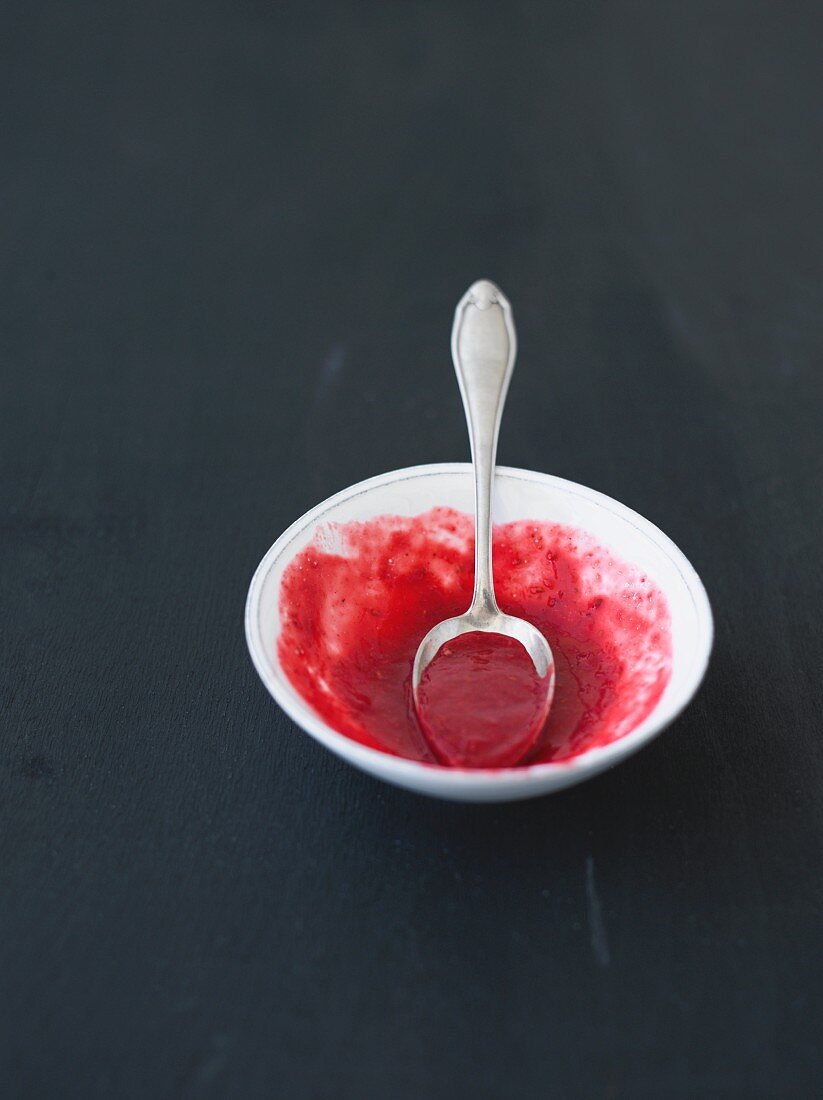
[{"x1": 278, "y1": 508, "x2": 672, "y2": 768}]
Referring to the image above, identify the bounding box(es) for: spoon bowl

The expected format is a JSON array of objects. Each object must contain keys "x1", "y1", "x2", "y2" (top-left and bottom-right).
[
  {"x1": 411, "y1": 613, "x2": 555, "y2": 769},
  {"x1": 412, "y1": 611, "x2": 554, "y2": 691}
]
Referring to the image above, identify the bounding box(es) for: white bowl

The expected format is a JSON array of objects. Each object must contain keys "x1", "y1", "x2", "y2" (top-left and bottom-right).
[{"x1": 245, "y1": 464, "x2": 713, "y2": 802}]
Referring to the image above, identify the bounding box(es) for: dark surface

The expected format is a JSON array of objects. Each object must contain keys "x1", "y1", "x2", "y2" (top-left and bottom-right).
[{"x1": 2, "y1": 2, "x2": 822, "y2": 1097}]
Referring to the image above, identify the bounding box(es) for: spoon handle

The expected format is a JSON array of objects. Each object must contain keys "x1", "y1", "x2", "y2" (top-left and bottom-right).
[{"x1": 451, "y1": 280, "x2": 517, "y2": 618}]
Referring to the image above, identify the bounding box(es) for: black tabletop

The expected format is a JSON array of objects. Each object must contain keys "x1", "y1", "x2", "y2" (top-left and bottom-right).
[{"x1": 3, "y1": 3, "x2": 822, "y2": 1097}]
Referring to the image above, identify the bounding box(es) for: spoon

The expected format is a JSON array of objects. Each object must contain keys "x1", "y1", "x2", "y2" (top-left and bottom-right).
[{"x1": 412, "y1": 280, "x2": 555, "y2": 765}]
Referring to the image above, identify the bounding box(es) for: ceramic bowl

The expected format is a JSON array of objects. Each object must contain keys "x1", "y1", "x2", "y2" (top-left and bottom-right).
[{"x1": 245, "y1": 464, "x2": 713, "y2": 802}]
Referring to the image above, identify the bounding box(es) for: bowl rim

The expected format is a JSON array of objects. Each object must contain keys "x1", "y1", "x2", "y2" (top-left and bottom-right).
[{"x1": 245, "y1": 462, "x2": 713, "y2": 792}]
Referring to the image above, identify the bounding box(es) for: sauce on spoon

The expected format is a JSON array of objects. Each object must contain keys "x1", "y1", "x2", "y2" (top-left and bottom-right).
[{"x1": 416, "y1": 631, "x2": 550, "y2": 767}]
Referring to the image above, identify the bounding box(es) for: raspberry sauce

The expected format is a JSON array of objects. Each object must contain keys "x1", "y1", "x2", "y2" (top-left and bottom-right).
[{"x1": 278, "y1": 508, "x2": 672, "y2": 768}]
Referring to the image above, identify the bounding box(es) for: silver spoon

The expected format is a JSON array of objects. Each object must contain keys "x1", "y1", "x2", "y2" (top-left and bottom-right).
[{"x1": 412, "y1": 280, "x2": 555, "y2": 754}]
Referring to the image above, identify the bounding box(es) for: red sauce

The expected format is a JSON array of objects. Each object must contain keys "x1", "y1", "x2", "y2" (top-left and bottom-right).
[
  {"x1": 417, "y1": 631, "x2": 550, "y2": 768},
  {"x1": 278, "y1": 508, "x2": 672, "y2": 769}
]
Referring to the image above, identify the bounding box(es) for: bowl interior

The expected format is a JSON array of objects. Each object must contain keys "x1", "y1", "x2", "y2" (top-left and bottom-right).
[{"x1": 246, "y1": 464, "x2": 712, "y2": 798}]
